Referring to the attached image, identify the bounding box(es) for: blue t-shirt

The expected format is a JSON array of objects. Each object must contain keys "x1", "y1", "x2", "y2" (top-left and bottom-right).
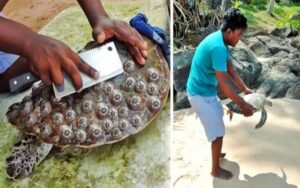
[{"x1": 187, "y1": 30, "x2": 230, "y2": 96}]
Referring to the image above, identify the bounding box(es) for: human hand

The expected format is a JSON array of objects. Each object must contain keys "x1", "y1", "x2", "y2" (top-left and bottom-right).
[
  {"x1": 239, "y1": 101, "x2": 254, "y2": 117},
  {"x1": 92, "y1": 17, "x2": 147, "y2": 65},
  {"x1": 22, "y1": 34, "x2": 99, "y2": 91},
  {"x1": 243, "y1": 87, "x2": 252, "y2": 95}
]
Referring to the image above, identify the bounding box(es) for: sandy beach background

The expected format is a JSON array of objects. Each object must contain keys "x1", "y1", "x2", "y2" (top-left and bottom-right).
[{"x1": 173, "y1": 98, "x2": 300, "y2": 188}]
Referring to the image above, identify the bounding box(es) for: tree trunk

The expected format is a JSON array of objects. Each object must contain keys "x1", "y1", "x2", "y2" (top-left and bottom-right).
[
  {"x1": 267, "y1": 0, "x2": 275, "y2": 15},
  {"x1": 221, "y1": 0, "x2": 231, "y2": 12}
]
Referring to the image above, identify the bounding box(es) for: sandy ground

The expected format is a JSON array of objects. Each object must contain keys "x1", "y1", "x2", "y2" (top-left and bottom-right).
[
  {"x1": 3, "y1": 0, "x2": 77, "y2": 31},
  {"x1": 173, "y1": 98, "x2": 300, "y2": 188},
  {"x1": 2, "y1": 0, "x2": 169, "y2": 32}
]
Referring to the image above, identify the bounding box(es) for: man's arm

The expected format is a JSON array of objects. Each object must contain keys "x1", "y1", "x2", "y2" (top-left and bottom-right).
[
  {"x1": 0, "y1": 0, "x2": 8, "y2": 11},
  {"x1": 77, "y1": 0, "x2": 147, "y2": 65},
  {"x1": 227, "y1": 60, "x2": 251, "y2": 94},
  {"x1": 0, "y1": 16, "x2": 98, "y2": 90},
  {"x1": 216, "y1": 71, "x2": 253, "y2": 116}
]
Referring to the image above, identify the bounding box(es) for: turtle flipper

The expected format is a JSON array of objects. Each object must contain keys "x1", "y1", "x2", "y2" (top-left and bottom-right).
[
  {"x1": 255, "y1": 108, "x2": 267, "y2": 129},
  {"x1": 6, "y1": 135, "x2": 52, "y2": 180}
]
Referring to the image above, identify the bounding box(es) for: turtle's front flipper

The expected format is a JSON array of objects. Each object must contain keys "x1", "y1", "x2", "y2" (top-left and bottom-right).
[
  {"x1": 6, "y1": 135, "x2": 53, "y2": 180},
  {"x1": 255, "y1": 108, "x2": 267, "y2": 129}
]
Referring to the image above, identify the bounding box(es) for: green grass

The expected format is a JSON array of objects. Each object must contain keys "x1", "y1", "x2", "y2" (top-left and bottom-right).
[{"x1": 239, "y1": 2, "x2": 300, "y2": 30}]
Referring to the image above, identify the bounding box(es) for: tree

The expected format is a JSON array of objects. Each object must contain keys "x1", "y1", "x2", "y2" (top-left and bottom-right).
[
  {"x1": 267, "y1": 0, "x2": 275, "y2": 15},
  {"x1": 221, "y1": 0, "x2": 231, "y2": 12}
]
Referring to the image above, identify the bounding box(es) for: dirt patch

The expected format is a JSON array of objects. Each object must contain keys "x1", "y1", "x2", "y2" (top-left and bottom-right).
[{"x1": 3, "y1": 0, "x2": 76, "y2": 31}]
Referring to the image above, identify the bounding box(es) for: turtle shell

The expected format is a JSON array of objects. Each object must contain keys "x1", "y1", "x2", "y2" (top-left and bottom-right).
[{"x1": 6, "y1": 37, "x2": 170, "y2": 148}]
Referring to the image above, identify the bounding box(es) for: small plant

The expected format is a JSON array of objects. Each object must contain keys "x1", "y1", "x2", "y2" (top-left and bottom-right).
[{"x1": 232, "y1": 0, "x2": 243, "y2": 8}]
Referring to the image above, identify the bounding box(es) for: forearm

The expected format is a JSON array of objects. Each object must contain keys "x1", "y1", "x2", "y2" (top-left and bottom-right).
[
  {"x1": 0, "y1": 0, "x2": 8, "y2": 11},
  {"x1": 0, "y1": 17, "x2": 37, "y2": 56},
  {"x1": 216, "y1": 71, "x2": 245, "y2": 105},
  {"x1": 227, "y1": 61, "x2": 247, "y2": 91},
  {"x1": 77, "y1": 0, "x2": 109, "y2": 27},
  {"x1": 228, "y1": 69, "x2": 247, "y2": 91}
]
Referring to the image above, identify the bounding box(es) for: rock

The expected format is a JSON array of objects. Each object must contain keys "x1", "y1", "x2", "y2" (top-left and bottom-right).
[
  {"x1": 244, "y1": 37, "x2": 273, "y2": 57},
  {"x1": 256, "y1": 35, "x2": 293, "y2": 54},
  {"x1": 174, "y1": 91, "x2": 190, "y2": 110},
  {"x1": 271, "y1": 25, "x2": 299, "y2": 38},
  {"x1": 286, "y1": 81, "x2": 300, "y2": 99},
  {"x1": 230, "y1": 41, "x2": 262, "y2": 88},
  {"x1": 290, "y1": 12, "x2": 300, "y2": 21},
  {"x1": 173, "y1": 49, "x2": 195, "y2": 91},
  {"x1": 243, "y1": 30, "x2": 269, "y2": 38},
  {"x1": 291, "y1": 36, "x2": 300, "y2": 49}
]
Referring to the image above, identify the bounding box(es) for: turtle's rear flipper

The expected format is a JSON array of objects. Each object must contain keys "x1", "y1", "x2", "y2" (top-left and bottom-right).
[
  {"x1": 6, "y1": 135, "x2": 53, "y2": 180},
  {"x1": 255, "y1": 108, "x2": 267, "y2": 129}
]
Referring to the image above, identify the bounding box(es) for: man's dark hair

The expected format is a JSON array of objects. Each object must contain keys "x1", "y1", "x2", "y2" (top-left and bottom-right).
[{"x1": 220, "y1": 8, "x2": 247, "y2": 32}]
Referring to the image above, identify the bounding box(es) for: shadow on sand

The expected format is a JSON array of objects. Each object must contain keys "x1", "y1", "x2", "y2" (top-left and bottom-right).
[{"x1": 213, "y1": 159, "x2": 298, "y2": 188}]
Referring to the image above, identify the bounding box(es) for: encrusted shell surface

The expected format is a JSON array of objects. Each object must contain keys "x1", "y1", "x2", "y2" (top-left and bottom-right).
[{"x1": 6, "y1": 38, "x2": 170, "y2": 148}]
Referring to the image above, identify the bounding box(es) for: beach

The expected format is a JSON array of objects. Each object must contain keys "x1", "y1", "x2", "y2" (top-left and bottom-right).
[{"x1": 173, "y1": 98, "x2": 300, "y2": 188}]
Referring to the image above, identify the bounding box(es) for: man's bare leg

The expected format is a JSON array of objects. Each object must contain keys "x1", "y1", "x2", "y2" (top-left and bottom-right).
[
  {"x1": 210, "y1": 136, "x2": 232, "y2": 179},
  {"x1": 0, "y1": 57, "x2": 32, "y2": 93}
]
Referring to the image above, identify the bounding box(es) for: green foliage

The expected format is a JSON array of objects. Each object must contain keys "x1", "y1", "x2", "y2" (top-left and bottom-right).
[
  {"x1": 273, "y1": 4, "x2": 300, "y2": 29},
  {"x1": 238, "y1": 1, "x2": 300, "y2": 30},
  {"x1": 232, "y1": 0, "x2": 243, "y2": 8}
]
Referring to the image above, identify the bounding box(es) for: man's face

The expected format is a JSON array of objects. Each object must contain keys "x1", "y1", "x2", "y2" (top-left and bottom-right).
[{"x1": 227, "y1": 28, "x2": 243, "y2": 47}]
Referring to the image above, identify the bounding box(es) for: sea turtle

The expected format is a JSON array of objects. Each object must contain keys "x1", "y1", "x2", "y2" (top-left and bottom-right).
[
  {"x1": 226, "y1": 93, "x2": 272, "y2": 129},
  {"x1": 5, "y1": 37, "x2": 170, "y2": 180}
]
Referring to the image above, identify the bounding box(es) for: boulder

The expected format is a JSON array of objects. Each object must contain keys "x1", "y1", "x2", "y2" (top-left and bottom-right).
[
  {"x1": 290, "y1": 12, "x2": 300, "y2": 21},
  {"x1": 174, "y1": 91, "x2": 190, "y2": 110},
  {"x1": 291, "y1": 36, "x2": 300, "y2": 50},
  {"x1": 230, "y1": 41, "x2": 262, "y2": 88},
  {"x1": 173, "y1": 49, "x2": 195, "y2": 91},
  {"x1": 271, "y1": 25, "x2": 299, "y2": 38}
]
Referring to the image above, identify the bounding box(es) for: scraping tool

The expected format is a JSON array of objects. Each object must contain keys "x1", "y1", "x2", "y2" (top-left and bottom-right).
[{"x1": 9, "y1": 42, "x2": 124, "y2": 98}]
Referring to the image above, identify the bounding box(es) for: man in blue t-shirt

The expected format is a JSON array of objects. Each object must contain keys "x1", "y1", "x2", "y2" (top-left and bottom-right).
[{"x1": 187, "y1": 8, "x2": 254, "y2": 180}]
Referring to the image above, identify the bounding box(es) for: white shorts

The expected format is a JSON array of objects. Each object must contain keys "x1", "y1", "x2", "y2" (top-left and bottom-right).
[
  {"x1": 188, "y1": 95, "x2": 225, "y2": 142},
  {"x1": 0, "y1": 12, "x2": 19, "y2": 74}
]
